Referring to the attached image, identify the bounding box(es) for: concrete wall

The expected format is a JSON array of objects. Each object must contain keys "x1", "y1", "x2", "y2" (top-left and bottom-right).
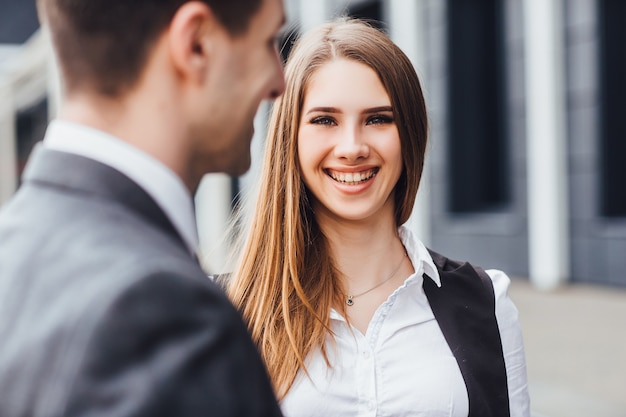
[
  {"x1": 423, "y1": 0, "x2": 530, "y2": 277},
  {"x1": 565, "y1": 0, "x2": 626, "y2": 286}
]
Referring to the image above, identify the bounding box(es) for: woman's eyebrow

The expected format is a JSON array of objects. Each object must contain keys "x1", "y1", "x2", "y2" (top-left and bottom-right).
[
  {"x1": 304, "y1": 107, "x2": 340, "y2": 115},
  {"x1": 363, "y1": 106, "x2": 393, "y2": 114},
  {"x1": 305, "y1": 105, "x2": 393, "y2": 115}
]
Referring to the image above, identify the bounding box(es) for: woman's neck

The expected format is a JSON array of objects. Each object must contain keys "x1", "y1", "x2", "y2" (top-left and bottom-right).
[{"x1": 319, "y1": 214, "x2": 406, "y2": 291}]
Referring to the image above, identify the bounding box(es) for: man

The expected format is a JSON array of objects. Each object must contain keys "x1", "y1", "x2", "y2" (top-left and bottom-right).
[{"x1": 0, "y1": 0, "x2": 285, "y2": 415}]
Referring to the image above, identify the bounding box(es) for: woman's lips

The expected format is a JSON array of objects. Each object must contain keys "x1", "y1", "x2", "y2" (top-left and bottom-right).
[{"x1": 325, "y1": 168, "x2": 379, "y2": 185}]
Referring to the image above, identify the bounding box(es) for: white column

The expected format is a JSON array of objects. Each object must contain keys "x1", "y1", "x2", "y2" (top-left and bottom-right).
[
  {"x1": 238, "y1": 103, "x2": 270, "y2": 195},
  {"x1": 0, "y1": 84, "x2": 17, "y2": 206},
  {"x1": 195, "y1": 174, "x2": 233, "y2": 274},
  {"x1": 299, "y1": 0, "x2": 327, "y2": 32},
  {"x1": 388, "y1": 0, "x2": 431, "y2": 245},
  {"x1": 523, "y1": 0, "x2": 569, "y2": 289}
]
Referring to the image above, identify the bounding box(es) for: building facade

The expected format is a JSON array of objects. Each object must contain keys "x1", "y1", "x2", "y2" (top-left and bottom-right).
[
  {"x1": 1, "y1": 0, "x2": 624, "y2": 288},
  {"x1": 276, "y1": 0, "x2": 626, "y2": 289}
]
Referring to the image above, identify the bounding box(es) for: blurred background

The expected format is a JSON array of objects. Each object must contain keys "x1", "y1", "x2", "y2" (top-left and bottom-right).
[{"x1": 1, "y1": 0, "x2": 624, "y2": 415}]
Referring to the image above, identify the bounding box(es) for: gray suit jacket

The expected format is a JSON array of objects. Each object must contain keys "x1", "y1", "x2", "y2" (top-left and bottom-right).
[{"x1": 0, "y1": 146, "x2": 282, "y2": 417}]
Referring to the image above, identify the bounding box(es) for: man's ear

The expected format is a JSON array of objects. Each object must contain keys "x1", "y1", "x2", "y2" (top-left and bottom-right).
[{"x1": 168, "y1": 2, "x2": 219, "y2": 83}]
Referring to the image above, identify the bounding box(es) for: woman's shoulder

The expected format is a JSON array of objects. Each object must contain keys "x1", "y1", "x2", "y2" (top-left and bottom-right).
[
  {"x1": 483, "y1": 268, "x2": 513, "y2": 300},
  {"x1": 425, "y1": 248, "x2": 516, "y2": 308}
]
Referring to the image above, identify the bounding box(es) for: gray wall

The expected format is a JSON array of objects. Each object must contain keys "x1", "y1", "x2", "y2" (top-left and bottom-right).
[
  {"x1": 565, "y1": 0, "x2": 626, "y2": 286},
  {"x1": 424, "y1": 0, "x2": 626, "y2": 286},
  {"x1": 424, "y1": 0, "x2": 530, "y2": 278}
]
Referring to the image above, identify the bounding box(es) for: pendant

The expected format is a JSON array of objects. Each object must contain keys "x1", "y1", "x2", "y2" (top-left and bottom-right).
[{"x1": 346, "y1": 296, "x2": 354, "y2": 306}]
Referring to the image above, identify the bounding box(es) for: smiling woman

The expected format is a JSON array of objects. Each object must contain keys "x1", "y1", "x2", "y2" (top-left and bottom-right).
[
  {"x1": 225, "y1": 18, "x2": 530, "y2": 417},
  {"x1": 298, "y1": 58, "x2": 403, "y2": 224}
]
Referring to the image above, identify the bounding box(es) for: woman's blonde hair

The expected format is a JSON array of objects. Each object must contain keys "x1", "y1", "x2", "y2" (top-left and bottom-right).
[{"x1": 227, "y1": 18, "x2": 428, "y2": 399}]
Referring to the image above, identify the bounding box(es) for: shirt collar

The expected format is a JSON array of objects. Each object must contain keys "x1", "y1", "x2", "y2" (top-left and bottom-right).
[
  {"x1": 42, "y1": 119, "x2": 199, "y2": 255},
  {"x1": 398, "y1": 225, "x2": 441, "y2": 288}
]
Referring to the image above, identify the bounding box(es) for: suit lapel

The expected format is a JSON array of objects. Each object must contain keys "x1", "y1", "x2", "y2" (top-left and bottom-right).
[{"x1": 22, "y1": 145, "x2": 187, "y2": 249}]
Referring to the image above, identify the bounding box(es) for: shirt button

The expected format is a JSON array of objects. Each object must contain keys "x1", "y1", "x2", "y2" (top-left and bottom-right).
[{"x1": 363, "y1": 350, "x2": 370, "y2": 359}]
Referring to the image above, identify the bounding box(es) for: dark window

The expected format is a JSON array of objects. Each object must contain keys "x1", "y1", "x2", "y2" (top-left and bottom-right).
[
  {"x1": 230, "y1": 176, "x2": 241, "y2": 211},
  {"x1": 279, "y1": 27, "x2": 299, "y2": 64},
  {"x1": 446, "y1": 0, "x2": 509, "y2": 213},
  {"x1": 598, "y1": 0, "x2": 626, "y2": 217},
  {"x1": 348, "y1": 0, "x2": 384, "y2": 31}
]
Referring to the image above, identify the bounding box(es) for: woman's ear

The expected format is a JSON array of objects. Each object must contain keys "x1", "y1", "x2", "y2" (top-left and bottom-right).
[{"x1": 167, "y1": 1, "x2": 218, "y2": 84}]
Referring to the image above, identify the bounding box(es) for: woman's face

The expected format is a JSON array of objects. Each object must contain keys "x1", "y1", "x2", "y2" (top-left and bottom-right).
[{"x1": 297, "y1": 58, "x2": 403, "y2": 226}]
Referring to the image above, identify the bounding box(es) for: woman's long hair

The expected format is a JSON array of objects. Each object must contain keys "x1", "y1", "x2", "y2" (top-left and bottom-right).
[{"x1": 227, "y1": 18, "x2": 428, "y2": 400}]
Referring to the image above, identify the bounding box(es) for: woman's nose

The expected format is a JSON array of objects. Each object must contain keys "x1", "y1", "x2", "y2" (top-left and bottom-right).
[{"x1": 333, "y1": 126, "x2": 369, "y2": 161}]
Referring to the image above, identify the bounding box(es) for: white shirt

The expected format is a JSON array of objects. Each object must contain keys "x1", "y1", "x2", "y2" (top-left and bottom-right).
[
  {"x1": 42, "y1": 120, "x2": 199, "y2": 255},
  {"x1": 280, "y1": 226, "x2": 530, "y2": 417}
]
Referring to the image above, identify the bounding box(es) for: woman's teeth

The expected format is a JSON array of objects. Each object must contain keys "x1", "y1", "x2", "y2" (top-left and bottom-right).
[{"x1": 328, "y1": 169, "x2": 377, "y2": 184}]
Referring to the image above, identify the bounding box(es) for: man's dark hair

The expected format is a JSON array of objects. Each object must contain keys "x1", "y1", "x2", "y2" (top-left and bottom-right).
[{"x1": 37, "y1": 0, "x2": 263, "y2": 96}]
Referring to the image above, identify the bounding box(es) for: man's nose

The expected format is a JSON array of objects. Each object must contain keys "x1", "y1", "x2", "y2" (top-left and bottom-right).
[{"x1": 268, "y1": 50, "x2": 286, "y2": 100}]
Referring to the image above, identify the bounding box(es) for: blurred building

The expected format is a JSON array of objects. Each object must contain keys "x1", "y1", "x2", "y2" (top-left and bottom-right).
[
  {"x1": 0, "y1": 0, "x2": 49, "y2": 207},
  {"x1": 271, "y1": 0, "x2": 626, "y2": 290},
  {"x1": 1, "y1": 0, "x2": 624, "y2": 289}
]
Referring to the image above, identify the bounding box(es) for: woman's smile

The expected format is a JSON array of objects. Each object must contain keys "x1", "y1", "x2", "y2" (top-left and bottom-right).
[{"x1": 325, "y1": 167, "x2": 379, "y2": 185}]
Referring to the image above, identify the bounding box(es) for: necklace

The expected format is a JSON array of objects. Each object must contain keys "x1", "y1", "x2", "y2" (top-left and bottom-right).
[{"x1": 344, "y1": 252, "x2": 407, "y2": 306}]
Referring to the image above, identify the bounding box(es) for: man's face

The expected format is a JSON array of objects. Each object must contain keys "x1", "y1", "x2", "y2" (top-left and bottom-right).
[{"x1": 191, "y1": 0, "x2": 286, "y2": 178}]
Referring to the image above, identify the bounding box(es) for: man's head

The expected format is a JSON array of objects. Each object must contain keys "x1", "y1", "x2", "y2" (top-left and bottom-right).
[
  {"x1": 37, "y1": 0, "x2": 265, "y2": 96},
  {"x1": 37, "y1": 0, "x2": 286, "y2": 186}
]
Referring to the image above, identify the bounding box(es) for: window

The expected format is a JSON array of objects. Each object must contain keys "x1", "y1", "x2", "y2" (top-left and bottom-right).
[
  {"x1": 348, "y1": 0, "x2": 384, "y2": 30},
  {"x1": 598, "y1": 0, "x2": 626, "y2": 217},
  {"x1": 446, "y1": 0, "x2": 509, "y2": 213}
]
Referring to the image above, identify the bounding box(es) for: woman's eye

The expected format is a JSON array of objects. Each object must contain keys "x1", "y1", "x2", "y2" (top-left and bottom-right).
[
  {"x1": 367, "y1": 115, "x2": 394, "y2": 125},
  {"x1": 310, "y1": 116, "x2": 336, "y2": 126}
]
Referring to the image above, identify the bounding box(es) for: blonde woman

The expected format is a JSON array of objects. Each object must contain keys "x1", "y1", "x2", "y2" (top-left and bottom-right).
[{"x1": 225, "y1": 19, "x2": 530, "y2": 417}]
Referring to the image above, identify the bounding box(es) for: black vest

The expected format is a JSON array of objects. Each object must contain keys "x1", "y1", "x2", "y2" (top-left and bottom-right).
[
  {"x1": 214, "y1": 250, "x2": 511, "y2": 416},
  {"x1": 425, "y1": 250, "x2": 510, "y2": 417}
]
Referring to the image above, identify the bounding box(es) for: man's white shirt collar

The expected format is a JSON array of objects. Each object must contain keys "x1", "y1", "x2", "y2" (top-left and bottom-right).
[{"x1": 43, "y1": 119, "x2": 199, "y2": 255}]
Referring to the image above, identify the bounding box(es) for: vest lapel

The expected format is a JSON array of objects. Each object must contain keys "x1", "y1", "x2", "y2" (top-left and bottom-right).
[{"x1": 423, "y1": 250, "x2": 510, "y2": 417}]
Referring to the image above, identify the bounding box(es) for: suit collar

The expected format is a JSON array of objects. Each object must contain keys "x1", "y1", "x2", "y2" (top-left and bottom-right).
[
  {"x1": 42, "y1": 120, "x2": 198, "y2": 254},
  {"x1": 23, "y1": 145, "x2": 187, "y2": 250}
]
